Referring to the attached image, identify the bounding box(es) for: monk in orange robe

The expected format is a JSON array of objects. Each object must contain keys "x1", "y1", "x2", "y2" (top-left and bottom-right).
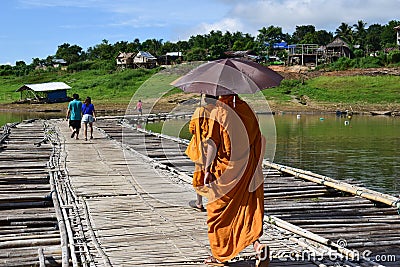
[
  {"x1": 185, "y1": 95, "x2": 217, "y2": 211},
  {"x1": 200, "y1": 94, "x2": 268, "y2": 266}
]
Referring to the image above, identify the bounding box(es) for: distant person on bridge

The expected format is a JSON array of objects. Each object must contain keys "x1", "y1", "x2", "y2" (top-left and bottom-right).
[
  {"x1": 185, "y1": 95, "x2": 217, "y2": 212},
  {"x1": 66, "y1": 93, "x2": 82, "y2": 140},
  {"x1": 134, "y1": 100, "x2": 143, "y2": 115},
  {"x1": 201, "y1": 94, "x2": 268, "y2": 266},
  {"x1": 81, "y1": 96, "x2": 96, "y2": 141}
]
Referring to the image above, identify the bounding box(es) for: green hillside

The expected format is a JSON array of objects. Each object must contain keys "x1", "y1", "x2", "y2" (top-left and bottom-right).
[
  {"x1": 0, "y1": 68, "x2": 166, "y2": 104},
  {"x1": 263, "y1": 75, "x2": 400, "y2": 106},
  {"x1": 1, "y1": 65, "x2": 400, "y2": 110}
]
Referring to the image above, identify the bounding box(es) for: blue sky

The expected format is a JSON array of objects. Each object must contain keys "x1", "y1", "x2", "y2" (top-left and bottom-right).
[{"x1": 1, "y1": 0, "x2": 400, "y2": 65}]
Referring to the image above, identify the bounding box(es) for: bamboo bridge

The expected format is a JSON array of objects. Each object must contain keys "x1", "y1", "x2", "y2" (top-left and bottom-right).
[{"x1": 0, "y1": 117, "x2": 399, "y2": 267}]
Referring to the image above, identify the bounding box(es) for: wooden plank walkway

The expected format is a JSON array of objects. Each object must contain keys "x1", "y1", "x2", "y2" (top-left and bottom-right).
[
  {"x1": 94, "y1": 118, "x2": 400, "y2": 266},
  {"x1": 54, "y1": 119, "x2": 332, "y2": 266}
]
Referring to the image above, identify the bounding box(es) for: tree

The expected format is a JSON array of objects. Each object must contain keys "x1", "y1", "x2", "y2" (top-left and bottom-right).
[
  {"x1": 335, "y1": 22, "x2": 354, "y2": 44},
  {"x1": 381, "y1": 20, "x2": 400, "y2": 48},
  {"x1": 113, "y1": 41, "x2": 130, "y2": 54},
  {"x1": 55, "y1": 43, "x2": 83, "y2": 63},
  {"x1": 366, "y1": 24, "x2": 383, "y2": 52},
  {"x1": 188, "y1": 34, "x2": 208, "y2": 49},
  {"x1": 208, "y1": 43, "x2": 227, "y2": 60},
  {"x1": 292, "y1": 25, "x2": 315, "y2": 43},
  {"x1": 314, "y1": 30, "x2": 333, "y2": 45},
  {"x1": 141, "y1": 38, "x2": 163, "y2": 55},
  {"x1": 353, "y1": 20, "x2": 367, "y2": 50},
  {"x1": 185, "y1": 47, "x2": 207, "y2": 61},
  {"x1": 257, "y1": 26, "x2": 285, "y2": 54},
  {"x1": 161, "y1": 41, "x2": 179, "y2": 55},
  {"x1": 291, "y1": 26, "x2": 332, "y2": 45},
  {"x1": 176, "y1": 40, "x2": 188, "y2": 50}
]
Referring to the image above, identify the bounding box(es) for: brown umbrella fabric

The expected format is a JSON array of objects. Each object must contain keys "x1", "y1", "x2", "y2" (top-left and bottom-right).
[{"x1": 171, "y1": 58, "x2": 283, "y2": 96}]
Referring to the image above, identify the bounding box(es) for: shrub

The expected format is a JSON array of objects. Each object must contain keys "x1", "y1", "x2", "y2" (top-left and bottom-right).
[
  {"x1": 388, "y1": 50, "x2": 400, "y2": 64},
  {"x1": 355, "y1": 56, "x2": 383, "y2": 68},
  {"x1": 353, "y1": 49, "x2": 365, "y2": 58},
  {"x1": 68, "y1": 61, "x2": 93, "y2": 72},
  {"x1": 328, "y1": 57, "x2": 354, "y2": 71}
]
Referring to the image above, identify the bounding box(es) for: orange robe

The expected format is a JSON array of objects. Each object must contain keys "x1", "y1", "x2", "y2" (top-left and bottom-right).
[
  {"x1": 185, "y1": 104, "x2": 214, "y2": 188},
  {"x1": 204, "y1": 95, "x2": 265, "y2": 262}
]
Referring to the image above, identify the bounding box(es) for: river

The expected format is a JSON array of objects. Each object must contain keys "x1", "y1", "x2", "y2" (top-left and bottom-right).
[
  {"x1": 2, "y1": 111, "x2": 399, "y2": 195},
  {"x1": 147, "y1": 113, "x2": 400, "y2": 195}
]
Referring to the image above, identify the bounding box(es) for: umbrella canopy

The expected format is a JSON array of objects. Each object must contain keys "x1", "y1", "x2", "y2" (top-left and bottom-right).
[{"x1": 171, "y1": 58, "x2": 283, "y2": 96}]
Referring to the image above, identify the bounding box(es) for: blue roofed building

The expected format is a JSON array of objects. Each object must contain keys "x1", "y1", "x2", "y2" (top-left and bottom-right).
[{"x1": 16, "y1": 82, "x2": 71, "y2": 103}]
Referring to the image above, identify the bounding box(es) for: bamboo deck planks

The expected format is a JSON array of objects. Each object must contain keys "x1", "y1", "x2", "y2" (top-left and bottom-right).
[
  {"x1": 0, "y1": 121, "x2": 62, "y2": 267},
  {"x1": 93, "y1": 118, "x2": 399, "y2": 266},
  {"x1": 4, "y1": 117, "x2": 399, "y2": 266}
]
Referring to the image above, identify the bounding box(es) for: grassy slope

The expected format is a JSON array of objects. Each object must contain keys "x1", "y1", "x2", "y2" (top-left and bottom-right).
[
  {"x1": 0, "y1": 68, "x2": 166, "y2": 105},
  {"x1": 262, "y1": 75, "x2": 400, "y2": 107}
]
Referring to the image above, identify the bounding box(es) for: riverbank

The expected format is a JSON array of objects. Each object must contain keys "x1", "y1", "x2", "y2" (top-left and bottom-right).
[
  {"x1": 1, "y1": 97, "x2": 399, "y2": 116},
  {"x1": 2, "y1": 65, "x2": 400, "y2": 115}
]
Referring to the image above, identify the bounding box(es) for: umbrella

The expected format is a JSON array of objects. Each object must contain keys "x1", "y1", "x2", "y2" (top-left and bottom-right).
[{"x1": 171, "y1": 58, "x2": 283, "y2": 96}]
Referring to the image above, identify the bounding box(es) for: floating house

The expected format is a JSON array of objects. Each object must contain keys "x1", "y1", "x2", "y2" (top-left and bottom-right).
[{"x1": 16, "y1": 82, "x2": 71, "y2": 103}]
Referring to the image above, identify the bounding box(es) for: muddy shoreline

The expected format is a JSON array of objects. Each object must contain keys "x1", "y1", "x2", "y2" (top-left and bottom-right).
[
  {"x1": 1, "y1": 99, "x2": 398, "y2": 116},
  {"x1": 2, "y1": 66, "x2": 400, "y2": 115}
]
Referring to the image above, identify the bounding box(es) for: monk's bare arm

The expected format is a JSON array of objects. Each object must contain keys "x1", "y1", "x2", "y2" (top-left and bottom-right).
[{"x1": 204, "y1": 140, "x2": 217, "y2": 185}]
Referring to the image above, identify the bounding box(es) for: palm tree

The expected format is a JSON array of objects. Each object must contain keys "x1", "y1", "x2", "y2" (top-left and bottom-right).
[
  {"x1": 353, "y1": 20, "x2": 367, "y2": 49},
  {"x1": 335, "y1": 22, "x2": 354, "y2": 44}
]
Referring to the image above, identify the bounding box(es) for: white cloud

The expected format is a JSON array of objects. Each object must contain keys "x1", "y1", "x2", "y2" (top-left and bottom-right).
[
  {"x1": 177, "y1": 18, "x2": 244, "y2": 41},
  {"x1": 199, "y1": 18, "x2": 245, "y2": 34},
  {"x1": 222, "y1": 0, "x2": 400, "y2": 34}
]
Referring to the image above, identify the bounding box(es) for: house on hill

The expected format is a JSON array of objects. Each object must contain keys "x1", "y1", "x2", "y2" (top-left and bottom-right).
[
  {"x1": 326, "y1": 37, "x2": 351, "y2": 60},
  {"x1": 162, "y1": 52, "x2": 183, "y2": 65},
  {"x1": 116, "y1": 51, "x2": 157, "y2": 69},
  {"x1": 395, "y1": 25, "x2": 400, "y2": 46},
  {"x1": 52, "y1": 59, "x2": 68, "y2": 70},
  {"x1": 116, "y1": 52, "x2": 135, "y2": 68},
  {"x1": 16, "y1": 82, "x2": 71, "y2": 103},
  {"x1": 133, "y1": 51, "x2": 157, "y2": 68}
]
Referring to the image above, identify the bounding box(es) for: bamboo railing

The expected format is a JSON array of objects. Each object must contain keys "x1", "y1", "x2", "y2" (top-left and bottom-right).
[{"x1": 263, "y1": 161, "x2": 400, "y2": 211}]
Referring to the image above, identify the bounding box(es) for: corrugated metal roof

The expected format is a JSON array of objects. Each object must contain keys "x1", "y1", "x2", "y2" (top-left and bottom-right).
[
  {"x1": 16, "y1": 82, "x2": 71, "y2": 92},
  {"x1": 166, "y1": 52, "x2": 182, "y2": 57},
  {"x1": 136, "y1": 51, "x2": 157, "y2": 60}
]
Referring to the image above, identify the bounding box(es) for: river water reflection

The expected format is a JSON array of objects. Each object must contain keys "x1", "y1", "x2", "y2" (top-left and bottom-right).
[
  {"x1": 148, "y1": 113, "x2": 400, "y2": 195},
  {"x1": 272, "y1": 113, "x2": 400, "y2": 195},
  {"x1": 0, "y1": 111, "x2": 63, "y2": 126}
]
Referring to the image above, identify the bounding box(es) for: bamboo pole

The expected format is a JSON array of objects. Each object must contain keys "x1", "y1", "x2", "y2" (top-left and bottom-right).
[
  {"x1": 264, "y1": 161, "x2": 400, "y2": 210},
  {"x1": 38, "y1": 247, "x2": 45, "y2": 267},
  {"x1": 49, "y1": 171, "x2": 69, "y2": 267},
  {"x1": 267, "y1": 215, "x2": 358, "y2": 260},
  {"x1": 0, "y1": 237, "x2": 60, "y2": 249},
  {"x1": 81, "y1": 197, "x2": 112, "y2": 267},
  {"x1": 52, "y1": 171, "x2": 78, "y2": 267}
]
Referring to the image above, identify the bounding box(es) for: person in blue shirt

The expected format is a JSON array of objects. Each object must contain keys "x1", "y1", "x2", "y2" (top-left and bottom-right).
[
  {"x1": 81, "y1": 96, "x2": 96, "y2": 141},
  {"x1": 66, "y1": 93, "x2": 82, "y2": 140}
]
